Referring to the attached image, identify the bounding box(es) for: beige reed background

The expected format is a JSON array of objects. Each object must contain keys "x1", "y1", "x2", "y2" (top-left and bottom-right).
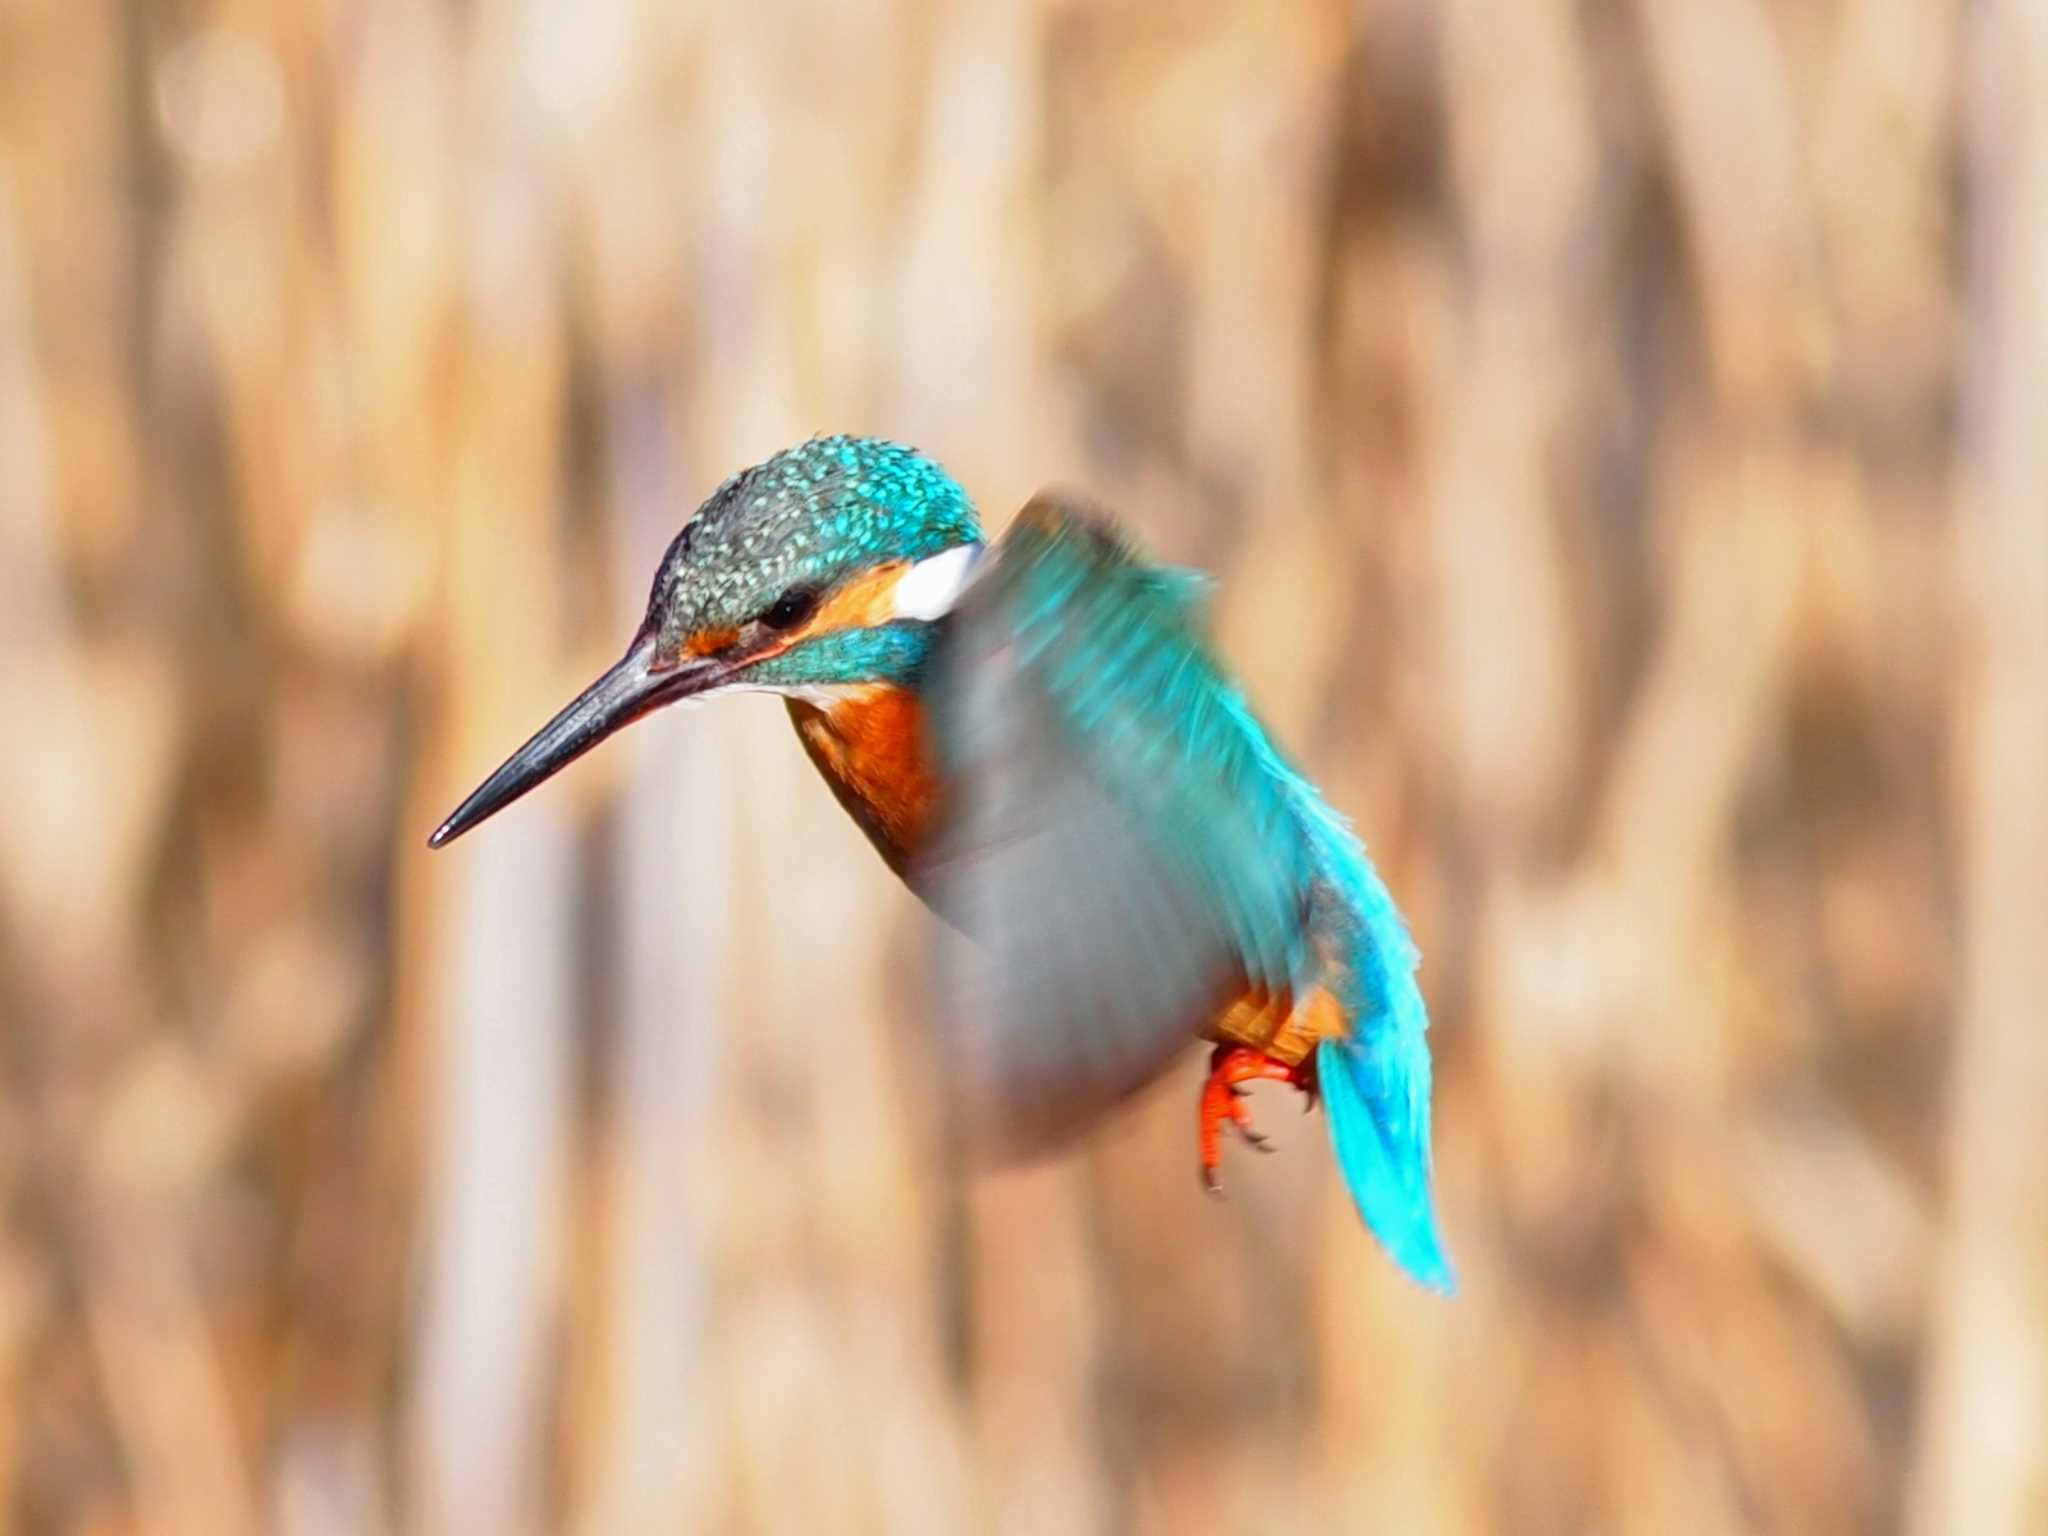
[{"x1": 2, "y1": 1, "x2": 2045, "y2": 1532}]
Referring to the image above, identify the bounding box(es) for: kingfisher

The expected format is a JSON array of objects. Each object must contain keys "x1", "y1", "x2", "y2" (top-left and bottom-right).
[{"x1": 429, "y1": 436, "x2": 1453, "y2": 1291}]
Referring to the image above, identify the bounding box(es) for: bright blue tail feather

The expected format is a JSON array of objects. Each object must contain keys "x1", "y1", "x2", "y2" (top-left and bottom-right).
[
  {"x1": 1283, "y1": 786, "x2": 1454, "y2": 1292},
  {"x1": 1319, "y1": 1029, "x2": 1455, "y2": 1293}
]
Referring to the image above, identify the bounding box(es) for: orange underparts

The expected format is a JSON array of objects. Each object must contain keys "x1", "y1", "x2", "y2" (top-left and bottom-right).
[
  {"x1": 1210, "y1": 981, "x2": 1346, "y2": 1070},
  {"x1": 1198, "y1": 1044, "x2": 1318, "y2": 1193},
  {"x1": 787, "y1": 684, "x2": 938, "y2": 876}
]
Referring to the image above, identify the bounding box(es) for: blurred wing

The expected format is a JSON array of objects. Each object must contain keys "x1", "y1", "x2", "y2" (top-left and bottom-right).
[{"x1": 918, "y1": 495, "x2": 1315, "y2": 1155}]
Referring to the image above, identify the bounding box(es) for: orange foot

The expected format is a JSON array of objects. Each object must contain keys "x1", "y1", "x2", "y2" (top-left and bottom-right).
[{"x1": 1198, "y1": 1045, "x2": 1317, "y2": 1194}]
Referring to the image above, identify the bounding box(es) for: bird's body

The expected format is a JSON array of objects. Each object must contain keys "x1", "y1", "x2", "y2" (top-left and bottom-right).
[
  {"x1": 789, "y1": 669, "x2": 1354, "y2": 1074},
  {"x1": 431, "y1": 437, "x2": 1452, "y2": 1291}
]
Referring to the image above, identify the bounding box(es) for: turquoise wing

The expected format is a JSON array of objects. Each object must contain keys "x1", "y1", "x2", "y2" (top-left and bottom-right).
[
  {"x1": 919, "y1": 495, "x2": 1319, "y2": 1153},
  {"x1": 921, "y1": 495, "x2": 1454, "y2": 1290}
]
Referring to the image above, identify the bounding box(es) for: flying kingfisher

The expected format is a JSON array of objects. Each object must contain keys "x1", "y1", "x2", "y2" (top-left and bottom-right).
[{"x1": 429, "y1": 436, "x2": 1453, "y2": 1291}]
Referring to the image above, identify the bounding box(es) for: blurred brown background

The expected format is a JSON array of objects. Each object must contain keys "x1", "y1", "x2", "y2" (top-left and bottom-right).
[{"x1": 2, "y1": 0, "x2": 2044, "y2": 1532}]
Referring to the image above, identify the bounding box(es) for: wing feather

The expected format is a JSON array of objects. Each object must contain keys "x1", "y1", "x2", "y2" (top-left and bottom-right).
[{"x1": 919, "y1": 496, "x2": 1316, "y2": 1153}]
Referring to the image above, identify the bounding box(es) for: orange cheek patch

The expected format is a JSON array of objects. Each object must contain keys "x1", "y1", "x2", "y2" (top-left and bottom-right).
[
  {"x1": 684, "y1": 626, "x2": 741, "y2": 658},
  {"x1": 682, "y1": 562, "x2": 910, "y2": 666},
  {"x1": 797, "y1": 561, "x2": 910, "y2": 640}
]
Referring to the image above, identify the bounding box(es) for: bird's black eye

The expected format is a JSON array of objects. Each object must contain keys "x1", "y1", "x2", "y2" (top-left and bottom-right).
[{"x1": 761, "y1": 585, "x2": 821, "y2": 630}]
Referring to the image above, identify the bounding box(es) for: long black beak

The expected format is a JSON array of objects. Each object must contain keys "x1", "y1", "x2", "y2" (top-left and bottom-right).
[{"x1": 428, "y1": 629, "x2": 726, "y2": 849}]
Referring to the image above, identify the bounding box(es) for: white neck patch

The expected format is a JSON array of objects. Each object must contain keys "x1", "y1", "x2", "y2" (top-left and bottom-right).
[{"x1": 891, "y1": 542, "x2": 984, "y2": 622}]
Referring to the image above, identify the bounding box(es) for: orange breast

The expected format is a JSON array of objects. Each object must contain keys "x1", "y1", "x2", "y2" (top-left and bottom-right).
[{"x1": 787, "y1": 685, "x2": 940, "y2": 877}]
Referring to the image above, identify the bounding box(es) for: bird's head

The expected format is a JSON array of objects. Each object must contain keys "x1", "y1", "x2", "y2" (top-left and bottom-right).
[{"x1": 429, "y1": 435, "x2": 982, "y2": 847}]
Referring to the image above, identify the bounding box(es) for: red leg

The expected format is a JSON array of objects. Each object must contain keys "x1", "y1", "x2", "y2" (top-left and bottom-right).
[{"x1": 1198, "y1": 1045, "x2": 1314, "y2": 1194}]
